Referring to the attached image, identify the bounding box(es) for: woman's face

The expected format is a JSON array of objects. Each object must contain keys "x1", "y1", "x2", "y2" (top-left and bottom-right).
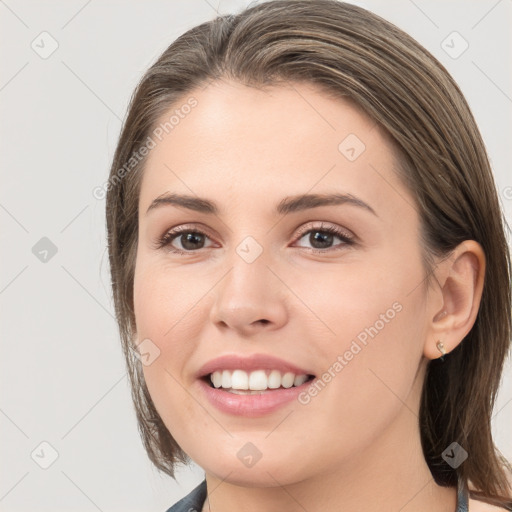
[{"x1": 133, "y1": 80, "x2": 433, "y2": 486}]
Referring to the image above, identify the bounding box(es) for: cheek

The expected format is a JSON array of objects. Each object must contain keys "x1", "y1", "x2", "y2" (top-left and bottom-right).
[
  {"x1": 294, "y1": 245, "x2": 424, "y2": 352},
  {"x1": 133, "y1": 256, "x2": 210, "y2": 354},
  {"x1": 133, "y1": 254, "x2": 229, "y2": 442},
  {"x1": 292, "y1": 246, "x2": 427, "y2": 433}
]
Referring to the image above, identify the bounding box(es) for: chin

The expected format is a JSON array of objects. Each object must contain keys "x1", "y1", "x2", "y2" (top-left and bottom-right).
[{"x1": 192, "y1": 443, "x2": 314, "y2": 488}]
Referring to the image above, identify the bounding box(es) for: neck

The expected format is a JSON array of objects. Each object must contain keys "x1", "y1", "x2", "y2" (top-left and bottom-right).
[{"x1": 203, "y1": 365, "x2": 458, "y2": 512}]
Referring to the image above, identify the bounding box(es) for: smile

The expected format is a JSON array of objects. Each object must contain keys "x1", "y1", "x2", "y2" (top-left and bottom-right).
[{"x1": 208, "y1": 369, "x2": 314, "y2": 392}]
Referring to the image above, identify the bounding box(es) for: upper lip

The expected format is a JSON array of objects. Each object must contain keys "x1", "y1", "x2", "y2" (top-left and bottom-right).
[{"x1": 196, "y1": 353, "x2": 315, "y2": 379}]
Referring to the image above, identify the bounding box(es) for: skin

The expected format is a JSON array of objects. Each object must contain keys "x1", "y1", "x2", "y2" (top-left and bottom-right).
[{"x1": 133, "y1": 80, "x2": 486, "y2": 512}]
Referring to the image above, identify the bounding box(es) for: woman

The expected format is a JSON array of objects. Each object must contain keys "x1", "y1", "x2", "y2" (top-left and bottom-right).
[{"x1": 105, "y1": 1, "x2": 512, "y2": 510}]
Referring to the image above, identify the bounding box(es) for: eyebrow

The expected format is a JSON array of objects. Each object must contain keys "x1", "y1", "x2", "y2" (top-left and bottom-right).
[{"x1": 145, "y1": 192, "x2": 377, "y2": 217}]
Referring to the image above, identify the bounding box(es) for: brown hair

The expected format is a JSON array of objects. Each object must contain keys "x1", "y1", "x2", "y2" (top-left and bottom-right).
[{"x1": 105, "y1": 0, "x2": 512, "y2": 507}]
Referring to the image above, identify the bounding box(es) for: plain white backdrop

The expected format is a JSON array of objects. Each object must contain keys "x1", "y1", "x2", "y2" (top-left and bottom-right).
[{"x1": 1, "y1": 1, "x2": 511, "y2": 510}]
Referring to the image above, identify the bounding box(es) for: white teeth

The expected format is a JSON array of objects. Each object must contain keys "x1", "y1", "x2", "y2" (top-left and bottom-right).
[
  {"x1": 231, "y1": 370, "x2": 249, "y2": 390},
  {"x1": 268, "y1": 370, "x2": 281, "y2": 389},
  {"x1": 249, "y1": 370, "x2": 267, "y2": 390},
  {"x1": 226, "y1": 389, "x2": 266, "y2": 395},
  {"x1": 221, "y1": 371, "x2": 231, "y2": 389},
  {"x1": 281, "y1": 372, "x2": 295, "y2": 388},
  {"x1": 211, "y1": 371, "x2": 222, "y2": 388},
  {"x1": 209, "y1": 369, "x2": 310, "y2": 391},
  {"x1": 293, "y1": 374, "x2": 308, "y2": 387}
]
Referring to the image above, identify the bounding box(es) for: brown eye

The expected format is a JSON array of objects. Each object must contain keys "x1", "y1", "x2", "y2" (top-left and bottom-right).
[
  {"x1": 294, "y1": 225, "x2": 354, "y2": 251},
  {"x1": 176, "y1": 232, "x2": 207, "y2": 251},
  {"x1": 156, "y1": 227, "x2": 214, "y2": 253}
]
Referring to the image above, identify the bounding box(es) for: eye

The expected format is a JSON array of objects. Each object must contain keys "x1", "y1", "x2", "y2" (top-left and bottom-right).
[
  {"x1": 154, "y1": 225, "x2": 215, "y2": 254},
  {"x1": 292, "y1": 223, "x2": 355, "y2": 252}
]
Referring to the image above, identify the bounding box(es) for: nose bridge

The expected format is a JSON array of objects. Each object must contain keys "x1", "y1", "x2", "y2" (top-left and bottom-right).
[{"x1": 209, "y1": 236, "x2": 288, "y2": 332}]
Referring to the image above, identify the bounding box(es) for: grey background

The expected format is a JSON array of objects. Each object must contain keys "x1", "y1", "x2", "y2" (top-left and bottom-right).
[{"x1": 1, "y1": 0, "x2": 511, "y2": 510}]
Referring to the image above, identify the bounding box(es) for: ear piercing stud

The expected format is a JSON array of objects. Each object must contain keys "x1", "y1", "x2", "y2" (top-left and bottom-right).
[{"x1": 436, "y1": 340, "x2": 447, "y2": 361}]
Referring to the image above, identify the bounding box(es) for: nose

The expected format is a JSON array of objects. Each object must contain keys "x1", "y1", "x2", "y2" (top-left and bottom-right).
[{"x1": 209, "y1": 252, "x2": 288, "y2": 336}]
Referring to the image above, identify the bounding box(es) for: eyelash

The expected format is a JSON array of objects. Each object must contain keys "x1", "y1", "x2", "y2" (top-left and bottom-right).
[{"x1": 154, "y1": 223, "x2": 355, "y2": 255}]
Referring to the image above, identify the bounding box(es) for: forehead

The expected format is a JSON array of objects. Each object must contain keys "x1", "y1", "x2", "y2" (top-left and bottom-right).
[{"x1": 139, "y1": 80, "x2": 410, "y2": 221}]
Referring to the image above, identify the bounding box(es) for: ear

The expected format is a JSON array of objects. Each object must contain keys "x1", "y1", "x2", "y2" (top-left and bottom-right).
[{"x1": 423, "y1": 240, "x2": 486, "y2": 360}]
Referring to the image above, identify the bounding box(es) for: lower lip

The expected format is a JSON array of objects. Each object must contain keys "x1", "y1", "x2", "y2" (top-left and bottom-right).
[{"x1": 197, "y1": 378, "x2": 313, "y2": 417}]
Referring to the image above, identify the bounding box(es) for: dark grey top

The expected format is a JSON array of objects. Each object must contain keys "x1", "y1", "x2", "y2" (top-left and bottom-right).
[
  {"x1": 456, "y1": 476, "x2": 469, "y2": 512},
  {"x1": 165, "y1": 480, "x2": 207, "y2": 512},
  {"x1": 165, "y1": 476, "x2": 470, "y2": 512}
]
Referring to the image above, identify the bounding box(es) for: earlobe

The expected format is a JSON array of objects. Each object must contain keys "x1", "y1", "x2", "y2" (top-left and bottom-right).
[{"x1": 423, "y1": 240, "x2": 486, "y2": 360}]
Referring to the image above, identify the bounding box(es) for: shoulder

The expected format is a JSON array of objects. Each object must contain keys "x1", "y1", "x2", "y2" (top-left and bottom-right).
[
  {"x1": 165, "y1": 479, "x2": 207, "y2": 512},
  {"x1": 468, "y1": 496, "x2": 511, "y2": 512}
]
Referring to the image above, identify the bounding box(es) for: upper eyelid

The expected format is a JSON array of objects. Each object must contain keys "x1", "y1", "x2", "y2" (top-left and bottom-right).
[{"x1": 294, "y1": 222, "x2": 353, "y2": 238}]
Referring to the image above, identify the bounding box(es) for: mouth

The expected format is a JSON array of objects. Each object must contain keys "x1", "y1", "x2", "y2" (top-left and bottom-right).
[
  {"x1": 200, "y1": 369, "x2": 316, "y2": 394},
  {"x1": 195, "y1": 353, "x2": 317, "y2": 415}
]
